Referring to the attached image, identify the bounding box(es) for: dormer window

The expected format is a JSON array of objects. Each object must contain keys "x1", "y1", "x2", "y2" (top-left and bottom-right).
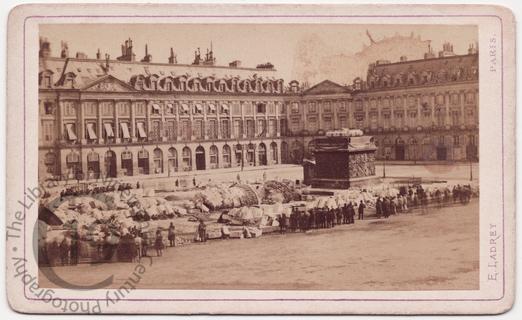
[
  {"x1": 42, "y1": 74, "x2": 52, "y2": 88},
  {"x1": 44, "y1": 102, "x2": 54, "y2": 115},
  {"x1": 39, "y1": 70, "x2": 54, "y2": 88}
]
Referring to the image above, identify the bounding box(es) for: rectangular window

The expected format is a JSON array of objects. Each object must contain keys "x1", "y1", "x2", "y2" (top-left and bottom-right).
[
  {"x1": 166, "y1": 120, "x2": 176, "y2": 140},
  {"x1": 221, "y1": 119, "x2": 230, "y2": 139},
  {"x1": 101, "y1": 102, "x2": 113, "y2": 116},
  {"x1": 137, "y1": 122, "x2": 147, "y2": 138},
  {"x1": 291, "y1": 102, "x2": 299, "y2": 113},
  {"x1": 339, "y1": 116, "x2": 348, "y2": 129},
  {"x1": 166, "y1": 103, "x2": 175, "y2": 114},
  {"x1": 86, "y1": 123, "x2": 97, "y2": 140},
  {"x1": 246, "y1": 119, "x2": 255, "y2": 138},
  {"x1": 323, "y1": 102, "x2": 332, "y2": 113},
  {"x1": 221, "y1": 103, "x2": 230, "y2": 114},
  {"x1": 120, "y1": 122, "x2": 131, "y2": 139},
  {"x1": 42, "y1": 121, "x2": 54, "y2": 142},
  {"x1": 256, "y1": 103, "x2": 266, "y2": 114},
  {"x1": 207, "y1": 120, "x2": 218, "y2": 139},
  {"x1": 44, "y1": 102, "x2": 54, "y2": 115},
  {"x1": 181, "y1": 120, "x2": 191, "y2": 140},
  {"x1": 232, "y1": 102, "x2": 241, "y2": 115},
  {"x1": 193, "y1": 120, "x2": 204, "y2": 139},
  {"x1": 208, "y1": 103, "x2": 217, "y2": 114},
  {"x1": 308, "y1": 102, "x2": 317, "y2": 113},
  {"x1": 151, "y1": 103, "x2": 161, "y2": 115},
  {"x1": 268, "y1": 119, "x2": 277, "y2": 137},
  {"x1": 151, "y1": 120, "x2": 161, "y2": 141},
  {"x1": 193, "y1": 103, "x2": 203, "y2": 115},
  {"x1": 117, "y1": 102, "x2": 130, "y2": 116},
  {"x1": 257, "y1": 119, "x2": 267, "y2": 137},
  {"x1": 339, "y1": 101, "x2": 347, "y2": 112},
  {"x1": 65, "y1": 123, "x2": 77, "y2": 141},
  {"x1": 180, "y1": 103, "x2": 190, "y2": 115},
  {"x1": 280, "y1": 119, "x2": 288, "y2": 136},
  {"x1": 323, "y1": 116, "x2": 333, "y2": 131},
  {"x1": 307, "y1": 116, "x2": 317, "y2": 132},
  {"x1": 233, "y1": 120, "x2": 242, "y2": 138}
]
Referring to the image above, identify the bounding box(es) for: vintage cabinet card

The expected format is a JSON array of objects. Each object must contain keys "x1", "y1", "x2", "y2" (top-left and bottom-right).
[{"x1": 5, "y1": 3, "x2": 516, "y2": 315}]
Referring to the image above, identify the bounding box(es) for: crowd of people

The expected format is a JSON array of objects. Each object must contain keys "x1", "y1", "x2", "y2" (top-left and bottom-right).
[
  {"x1": 277, "y1": 200, "x2": 367, "y2": 233},
  {"x1": 42, "y1": 181, "x2": 476, "y2": 267}
]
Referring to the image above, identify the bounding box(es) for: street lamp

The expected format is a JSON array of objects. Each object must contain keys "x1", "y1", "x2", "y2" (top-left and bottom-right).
[{"x1": 383, "y1": 150, "x2": 390, "y2": 179}]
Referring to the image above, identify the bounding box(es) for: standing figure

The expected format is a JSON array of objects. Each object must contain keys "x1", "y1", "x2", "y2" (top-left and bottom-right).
[
  {"x1": 168, "y1": 222, "x2": 176, "y2": 247},
  {"x1": 279, "y1": 214, "x2": 287, "y2": 234},
  {"x1": 141, "y1": 232, "x2": 149, "y2": 257},
  {"x1": 155, "y1": 229, "x2": 164, "y2": 256},
  {"x1": 198, "y1": 220, "x2": 207, "y2": 242},
  {"x1": 358, "y1": 200, "x2": 366, "y2": 220},
  {"x1": 376, "y1": 197, "x2": 382, "y2": 218}
]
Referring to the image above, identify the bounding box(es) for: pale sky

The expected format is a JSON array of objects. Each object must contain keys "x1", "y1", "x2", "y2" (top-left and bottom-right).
[{"x1": 40, "y1": 24, "x2": 477, "y2": 82}]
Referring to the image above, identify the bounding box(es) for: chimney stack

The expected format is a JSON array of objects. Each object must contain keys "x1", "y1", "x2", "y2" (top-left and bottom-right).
[
  {"x1": 168, "y1": 47, "x2": 177, "y2": 64},
  {"x1": 39, "y1": 37, "x2": 51, "y2": 58}
]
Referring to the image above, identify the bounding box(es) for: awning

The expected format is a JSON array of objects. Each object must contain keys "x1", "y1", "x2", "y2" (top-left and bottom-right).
[
  {"x1": 194, "y1": 104, "x2": 203, "y2": 113},
  {"x1": 120, "y1": 122, "x2": 130, "y2": 139},
  {"x1": 86, "y1": 123, "x2": 97, "y2": 139},
  {"x1": 103, "y1": 123, "x2": 114, "y2": 137},
  {"x1": 152, "y1": 103, "x2": 161, "y2": 111},
  {"x1": 137, "y1": 122, "x2": 147, "y2": 138},
  {"x1": 181, "y1": 103, "x2": 189, "y2": 113},
  {"x1": 208, "y1": 103, "x2": 216, "y2": 113},
  {"x1": 221, "y1": 104, "x2": 229, "y2": 113},
  {"x1": 65, "y1": 123, "x2": 77, "y2": 140}
]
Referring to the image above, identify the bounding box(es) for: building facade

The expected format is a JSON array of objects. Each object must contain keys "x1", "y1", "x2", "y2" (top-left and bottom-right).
[
  {"x1": 39, "y1": 39, "x2": 293, "y2": 181},
  {"x1": 283, "y1": 43, "x2": 479, "y2": 164},
  {"x1": 38, "y1": 39, "x2": 479, "y2": 181}
]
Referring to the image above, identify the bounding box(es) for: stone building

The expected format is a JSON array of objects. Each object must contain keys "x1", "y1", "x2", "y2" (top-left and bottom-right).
[
  {"x1": 39, "y1": 39, "x2": 289, "y2": 181},
  {"x1": 284, "y1": 42, "x2": 479, "y2": 163},
  {"x1": 38, "y1": 38, "x2": 479, "y2": 181}
]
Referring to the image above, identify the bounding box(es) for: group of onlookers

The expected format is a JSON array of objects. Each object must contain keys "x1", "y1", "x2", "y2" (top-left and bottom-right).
[{"x1": 277, "y1": 200, "x2": 367, "y2": 233}]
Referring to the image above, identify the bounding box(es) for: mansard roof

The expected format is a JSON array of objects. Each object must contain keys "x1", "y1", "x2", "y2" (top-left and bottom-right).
[
  {"x1": 369, "y1": 54, "x2": 478, "y2": 77},
  {"x1": 41, "y1": 57, "x2": 280, "y2": 89}
]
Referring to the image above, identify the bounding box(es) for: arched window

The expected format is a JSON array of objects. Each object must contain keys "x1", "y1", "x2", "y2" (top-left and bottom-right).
[
  {"x1": 87, "y1": 151, "x2": 100, "y2": 179},
  {"x1": 120, "y1": 150, "x2": 133, "y2": 176},
  {"x1": 222, "y1": 144, "x2": 231, "y2": 168},
  {"x1": 281, "y1": 141, "x2": 289, "y2": 163},
  {"x1": 65, "y1": 151, "x2": 81, "y2": 177},
  {"x1": 270, "y1": 142, "x2": 278, "y2": 164},
  {"x1": 247, "y1": 143, "x2": 255, "y2": 165},
  {"x1": 153, "y1": 148, "x2": 163, "y2": 174},
  {"x1": 182, "y1": 147, "x2": 192, "y2": 171},
  {"x1": 137, "y1": 149, "x2": 150, "y2": 175},
  {"x1": 258, "y1": 143, "x2": 267, "y2": 165},
  {"x1": 168, "y1": 147, "x2": 178, "y2": 173},
  {"x1": 209, "y1": 145, "x2": 219, "y2": 168}
]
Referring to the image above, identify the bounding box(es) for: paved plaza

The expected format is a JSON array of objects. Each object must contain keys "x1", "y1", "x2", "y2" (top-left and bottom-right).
[{"x1": 39, "y1": 199, "x2": 479, "y2": 290}]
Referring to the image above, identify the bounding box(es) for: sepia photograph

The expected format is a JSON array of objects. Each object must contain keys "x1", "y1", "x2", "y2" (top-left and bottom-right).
[
  {"x1": 35, "y1": 22, "x2": 481, "y2": 292},
  {"x1": 4, "y1": 2, "x2": 518, "y2": 314}
]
